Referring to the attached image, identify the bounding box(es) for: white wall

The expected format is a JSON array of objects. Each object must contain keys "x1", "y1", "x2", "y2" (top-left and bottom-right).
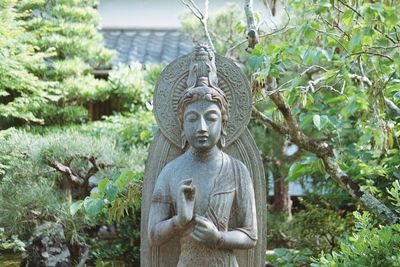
[{"x1": 98, "y1": 0, "x2": 284, "y2": 29}]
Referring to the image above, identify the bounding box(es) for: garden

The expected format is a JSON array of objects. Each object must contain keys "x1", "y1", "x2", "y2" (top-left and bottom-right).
[{"x1": 0, "y1": 0, "x2": 399, "y2": 266}]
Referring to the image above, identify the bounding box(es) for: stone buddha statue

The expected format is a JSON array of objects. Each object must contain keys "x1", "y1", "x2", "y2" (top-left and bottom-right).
[{"x1": 141, "y1": 45, "x2": 266, "y2": 267}]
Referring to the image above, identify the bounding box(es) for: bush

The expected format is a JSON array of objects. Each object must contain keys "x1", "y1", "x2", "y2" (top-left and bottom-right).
[
  {"x1": 0, "y1": 128, "x2": 147, "y2": 246},
  {"x1": 267, "y1": 200, "x2": 352, "y2": 256},
  {"x1": 313, "y1": 212, "x2": 400, "y2": 267},
  {"x1": 81, "y1": 111, "x2": 156, "y2": 149},
  {"x1": 266, "y1": 247, "x2": 313, "y2": 267}
]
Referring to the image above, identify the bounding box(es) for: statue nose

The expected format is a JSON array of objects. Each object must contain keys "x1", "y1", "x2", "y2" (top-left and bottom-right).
[{"x1": 197, "y1": 117, "x2": 207, "y2": 133}]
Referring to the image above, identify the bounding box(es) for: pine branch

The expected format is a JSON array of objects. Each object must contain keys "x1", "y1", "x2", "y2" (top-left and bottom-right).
[{"x1": 49, "y1": 161, "x2": 84, "y2": 185}]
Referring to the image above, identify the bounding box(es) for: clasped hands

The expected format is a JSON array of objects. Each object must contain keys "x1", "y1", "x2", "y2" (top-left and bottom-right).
[{"x1": 175, "y1": 179, "x2": 222, "y2": 247}]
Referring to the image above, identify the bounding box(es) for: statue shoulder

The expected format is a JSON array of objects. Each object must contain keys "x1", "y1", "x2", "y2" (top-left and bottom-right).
[
  {"x1": 224, "y1": 152, "x2": 250, "y2": 172},
  {"x1": 223, "y1": 152, "x2": 252, "y2": 183},
  {"x1": 156, "y1": 154, "x2": 186, "y2": 182}
]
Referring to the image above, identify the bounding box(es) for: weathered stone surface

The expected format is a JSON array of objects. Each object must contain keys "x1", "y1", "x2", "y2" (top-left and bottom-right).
[
  {"x1": 153, "y1": 52, "x2": 252, "y2": 148},
  {"x1": 20, "y1": 222, "x2": 71, "y2": 267},
  {"x1": 141, "y1": 45, "x2": 266, "y2": 267}
]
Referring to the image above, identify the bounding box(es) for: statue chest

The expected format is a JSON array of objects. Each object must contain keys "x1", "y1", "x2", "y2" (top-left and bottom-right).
[{"x1": 170, "y1": 161, "x2": 223, "y2": 214}]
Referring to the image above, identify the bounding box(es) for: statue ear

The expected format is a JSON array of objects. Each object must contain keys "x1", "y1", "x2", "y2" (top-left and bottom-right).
[
  {"x1": 181, "y1": 132, "x2": 187, "y2": 149},
  {"x1": 219, "y1": 135, "x2": 226, "y2": 148}
]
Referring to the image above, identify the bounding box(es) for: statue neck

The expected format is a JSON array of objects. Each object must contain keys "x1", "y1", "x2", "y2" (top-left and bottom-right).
[{"x1": 189, "y1": 146, "x2": 221, "y2": 162}]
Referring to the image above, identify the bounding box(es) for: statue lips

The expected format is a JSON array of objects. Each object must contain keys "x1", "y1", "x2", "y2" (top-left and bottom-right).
[{"x1": 196, "y1": 134, "x2": 208, "y2": 143}]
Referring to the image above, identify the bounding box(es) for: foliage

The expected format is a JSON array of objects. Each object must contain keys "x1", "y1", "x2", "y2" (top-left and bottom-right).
[
  {"x1": 180, "y1": 3, "x2": 247, "y2": 59},
  {"x1": 0, "y1": 0, "x2": 50, "y2": 125},
  {"x1": 81, "y1": 111, "x2": 156, "y2": 149},
  {"x1": 89, "y1": 209, "x2": 141, "y2": 266},
  {"x1": 266, "y1": 211, "x2": 292, "y2": 248},
  {"x1": 289, "y1": 200, "x2": 353, "y2": 255},
  {"x1": 71, "y1": 170, "x2": 142, "y2": 221},
  {"x1": 0, "y1": 0, "x2": 114, "y2": 126},
  {"x1": 313, "y1": 212, "x2": 400, "y2": 267},
  {"x1": 106, "y1": 63, "x2": 156, "y2": 110},
  {"x1": 267, "y1": 200, "x2": 352, "y2": 257},
  {"x1": 0, "y1": 128, "x2": 147, "y2": 243},
  {"x1": 266, "y1": 247, "x2": 313, "y2": 267},
  {"x1": 0, "y1": 228, "x2": 25, "y2": 254},
  {"x1": 250, "y1": 0, "x2": 400, "y2": 203}
]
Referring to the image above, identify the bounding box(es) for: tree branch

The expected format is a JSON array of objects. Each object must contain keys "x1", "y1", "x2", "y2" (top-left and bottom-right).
[
  {"x1": 226, "y1": 4, "x2": 291, "y2": 57},
  {"x1": 384, "y1": 97, "x2": 400, "y2": 116},
  {"x1": 244, "y1": 0, "x2": 259, "y2": 52},
  {"x1": 252, "y1": 107, "x2": 288, "y2": 135},
  {"x1": 49, "y1": 161, "x2": 84, "y2": 185},
  {"x1": 337, "y1": 0, "x2": 362, "y2": 18},
  {"x1": 253, "y1": 82, "x2": 400, "y2": 224},
  {"x1": 180, "y1": 0, "x2": 215, "y2": 51},
  {"x1": 348, "y1": 51, "x2": 394, "y2": 62}
]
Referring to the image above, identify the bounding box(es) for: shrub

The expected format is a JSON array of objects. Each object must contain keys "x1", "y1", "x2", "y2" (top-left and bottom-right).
[
  {"x1": 81, "y1": 111, "x2": 156, "y2": 149},
  {"x1": 313, "y1": 212, "x2": 400, "y2": 267},
  {"x1": 0, "y1": 128, "x2": 147, "y2": 244}
]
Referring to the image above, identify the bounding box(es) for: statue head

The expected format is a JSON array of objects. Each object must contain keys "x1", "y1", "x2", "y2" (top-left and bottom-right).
[{"x1": 176, "y1": 44, "x2": 229, "y2": 149}]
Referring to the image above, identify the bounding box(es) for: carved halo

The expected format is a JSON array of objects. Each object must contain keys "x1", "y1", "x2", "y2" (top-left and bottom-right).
[{"x1": 153, "y1": 48, "x2": 252, "y2": 148}]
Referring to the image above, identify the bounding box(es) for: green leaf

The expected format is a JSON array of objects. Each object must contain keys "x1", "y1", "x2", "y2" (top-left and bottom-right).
[
  {"x1": 349, "y1": 30, "x2": 362, "y2": 52},
  {"x1": 105, "y1": 183, "x2": 118, "y2": 202},
  {"x1": 287, "y1": 163, "x2": 308, "y2": 181},
  {"x1": 304, "y1": 25, "x2": 316, "y2": 40},
  {"x1": 316, "y1": 0, "x2": 331, "y2": 14},
  {"x1": 342, "y1": 9, "x2": 354, "y2": 26},
  {"x1": 97, "y1": 178, "x2": 108, "y2": 193},
  {"x1": 112, "y1": 171, "x2": 121, "y2": 182},
  {"x1": 260, "y1": 65, "x2": 270, "y2": 77},
  {"x1": 70, "y1": 200, "x2": 83, "y2": 216},
  {"x1": 313, "y1": 114, "x2": 321, "y2": 130},
  {"x1": 116, "y1": 170, "x2": 136, "y2": 190},
  {"x1": 301, "y1": 114, "x2": 314, "y2": 129},
  {"x1": 274, "y1": 248, "x2": 288, "y2": 257},
  {"x1": 252, "y1": 44, "x2": 264, "y2": 56},
  {"x1": 384, "y1": 8, "x2": 398, "y2": 26},
  {"x1": 248, "y1": 55, "x2": 264, "y2": 71},
  {"x1": 83, "y1": 198, "x2": 105, "y2": 217}
]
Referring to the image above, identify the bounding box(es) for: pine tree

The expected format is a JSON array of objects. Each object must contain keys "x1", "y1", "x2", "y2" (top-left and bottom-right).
[{"x1": 0, "y1": 0, "x2": 114, "y2": 127}]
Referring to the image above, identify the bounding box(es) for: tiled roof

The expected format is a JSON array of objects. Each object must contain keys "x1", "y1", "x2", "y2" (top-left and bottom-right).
[{"x1": 101, "y1": 29, "x2": 193, "y2": 65}]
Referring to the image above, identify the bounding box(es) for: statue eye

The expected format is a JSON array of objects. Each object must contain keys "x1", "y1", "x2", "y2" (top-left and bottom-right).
[
  {"x1": 185, "y1": 113, "x2": 198, "y2": 122},
  {"x1": 206, "y1": 113, "x2": 219, "y2": 121}
]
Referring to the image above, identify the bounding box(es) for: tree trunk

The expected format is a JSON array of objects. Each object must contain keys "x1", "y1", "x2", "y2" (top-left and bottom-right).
[{"x1": 272, "y1": 175, "x2": 292, "y2": 220}]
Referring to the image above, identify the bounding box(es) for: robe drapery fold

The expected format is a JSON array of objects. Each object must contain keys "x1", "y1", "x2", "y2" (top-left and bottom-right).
[{"x1": 151, "y1": 153, "x2": 257, "y2": 267}]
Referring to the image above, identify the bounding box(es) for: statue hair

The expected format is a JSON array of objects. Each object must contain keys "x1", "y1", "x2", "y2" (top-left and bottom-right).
[{"x1": 177, "y1": 81, "x2": 229, "y2": 148}]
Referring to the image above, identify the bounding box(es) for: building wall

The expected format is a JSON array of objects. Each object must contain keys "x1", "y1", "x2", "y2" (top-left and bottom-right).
[{"x1": 98, "y1": 0, "x2": 284, "y2": 29}]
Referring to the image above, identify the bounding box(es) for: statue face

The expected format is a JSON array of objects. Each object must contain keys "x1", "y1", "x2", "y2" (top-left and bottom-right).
[{"x1": 183, "y1": 100, "x2": 222, "y2": 151}]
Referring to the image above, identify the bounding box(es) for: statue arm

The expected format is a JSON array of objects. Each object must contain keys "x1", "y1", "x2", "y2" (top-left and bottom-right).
[
  {"x1": 148, "y1": 169, "x2": 177, "y2": 247},
  {"x1": 192, "y1": 216, "x2": 256, "y2": 250},
  {"x1": 148, "y1": 202, "x2": 181, "y2": 247},
  {"x1": 148, "y1": 171, "x2": 195, "y2": 247},
  {"x1": 218, "y1": 230, "x2": 256, "y2": 249}
]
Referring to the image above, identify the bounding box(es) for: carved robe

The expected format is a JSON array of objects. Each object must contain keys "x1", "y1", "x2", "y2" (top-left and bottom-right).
[{"x1": 151, "y1": 152, "x2": 257, "y2": 267}]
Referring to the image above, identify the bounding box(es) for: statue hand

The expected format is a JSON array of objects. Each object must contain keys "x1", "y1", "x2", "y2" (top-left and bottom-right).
[
  {"x1": 191, "y1": 216, "x2": 222, "y2": 247},
  {"x1": 176, "y1": 179, "x2": 196, "y2": 228}
]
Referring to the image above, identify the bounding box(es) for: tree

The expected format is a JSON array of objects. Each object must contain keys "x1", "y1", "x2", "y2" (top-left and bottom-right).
[
  {"x1": 0, "y1": 0, "x2": 50, "y2": 126},
  {"x1": 249, "y1": 0, "x2": 400, "y2": 224},
  {"x1": 0, "y1": 0, "x2": 114, "y2": 127},
  {"x1": 182, "y1": 0, "x2": 400, "y2": 224}
]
